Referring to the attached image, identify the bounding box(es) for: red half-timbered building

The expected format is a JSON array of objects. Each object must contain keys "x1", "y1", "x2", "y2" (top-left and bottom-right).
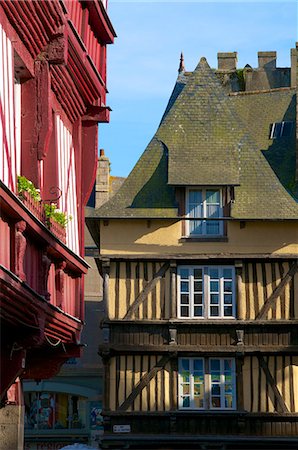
[{"x1": 0, "y1": 1, "x2": 115, "y2": 446}]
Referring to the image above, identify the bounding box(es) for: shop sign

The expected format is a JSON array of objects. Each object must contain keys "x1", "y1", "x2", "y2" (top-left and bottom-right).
[{"x1": 113, "y1": 425, "x2": 131, "y2": 433}]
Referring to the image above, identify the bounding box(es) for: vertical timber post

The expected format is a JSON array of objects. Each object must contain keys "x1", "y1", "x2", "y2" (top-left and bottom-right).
[
  {"x1": 170, "y1": 260, "x2": 177, "y2": 319},
  {"x1": 102, "y1": 258, "x2": 110, "y2": 318},
  {"x1": 235, "y1": 260, "x2": 243, "y2": 320}
]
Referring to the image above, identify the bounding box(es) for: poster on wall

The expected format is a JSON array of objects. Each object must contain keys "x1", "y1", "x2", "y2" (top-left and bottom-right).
[{"x1": 89, "y1": 402, "x2": 103, "y2": 430}]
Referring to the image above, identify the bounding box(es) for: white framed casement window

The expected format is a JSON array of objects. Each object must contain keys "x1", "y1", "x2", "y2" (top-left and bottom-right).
[
  {"x1": 177, "y1": 266, "x2": 235, "y2": 319},
  {"x1": 186, "y1": 188, "x2": 223, "y2": 236},
  {"x1": 178, "y1": 358, "x2": 236, "y2": 410}
]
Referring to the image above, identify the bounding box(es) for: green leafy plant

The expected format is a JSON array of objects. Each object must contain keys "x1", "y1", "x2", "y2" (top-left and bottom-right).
[
  {"x1": 44, "y1": 203, "x2": 72, "y2": 228},
  {"x1": 17, "y1": 175, "x2": 41, "y2": 202}
]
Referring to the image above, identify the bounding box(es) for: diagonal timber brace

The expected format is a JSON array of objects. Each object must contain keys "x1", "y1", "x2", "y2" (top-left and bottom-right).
[
  {"x1": 118, "y1": 353, "x2": 173, "y2": 411},
  {"x1": 258, "y1": 355, "x2": 289, "y2": 413},
  {"x1": 255, "y1": 261, "x2": 297, "y2": 320},
  {"x1": 124, "y1": 262, "x2": 170, "y2": 320}
]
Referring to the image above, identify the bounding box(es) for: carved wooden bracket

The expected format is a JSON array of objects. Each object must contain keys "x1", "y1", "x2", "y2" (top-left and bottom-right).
[
  {"x1": 46, "y1": 26, "x2": 68, "y2": 65},
  {"x1": 15, "y1": 221, "x2": 27, "y2": 282},
  {"x1": 34, "y1": 60, "x2": 52, "y2": 161},
  {"x1": 40, "y1": 250, "x2": 52, "y2": 301},
  {"x1": 55, "y1": 261, "x2": 66, "y2": 308}
]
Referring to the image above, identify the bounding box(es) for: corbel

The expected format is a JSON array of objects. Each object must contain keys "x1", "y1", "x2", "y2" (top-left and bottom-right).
[
  {"x1": 55, "y1": 260, "x2": 67, "y2": 308},
  {"x1": 15, "y1": 220, "x2": 27, "y2": 282},
  {"x1": 168, "y1": 326, "x2": 177, "y2": 345},
  {"x1": 40, "y1": 248, "x2": 52, "y2": 301},
  {"x1": 82, "y1": 105, "x2": 111, "y2": 123},
  {"x1": 46, "y1": 25, "x2": 68, "y2": 65}
]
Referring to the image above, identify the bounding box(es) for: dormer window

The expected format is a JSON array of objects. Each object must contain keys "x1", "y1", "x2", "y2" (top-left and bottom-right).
[
  {"x1": 186, "y1": 188, "x2": 223, "y2": 236},
  {"x1": 270, "y1": 121, "x2": 293, "y2": 139}
]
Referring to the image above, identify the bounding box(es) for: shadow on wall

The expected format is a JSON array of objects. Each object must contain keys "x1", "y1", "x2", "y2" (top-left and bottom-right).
[{"x1": 262, "y1": 97, "x2": 297, "y2": 196}]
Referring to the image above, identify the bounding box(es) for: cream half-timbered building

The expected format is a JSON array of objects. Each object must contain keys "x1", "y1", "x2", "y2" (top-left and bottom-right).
[{"x1": 87, "y1": 48, "x2": 298, "y2": 449}]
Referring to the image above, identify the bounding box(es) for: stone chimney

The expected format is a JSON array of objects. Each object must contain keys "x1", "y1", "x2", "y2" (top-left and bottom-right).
[
  {"x1": 291, "y1": 47, "x2": 297, "y2": 88},
  {"x1": 217, "y1": 52, "x2": 237, "y2": 71},
  {"x1": 95, "y1": 149, "x2": 110, "y2": 208},
  {"x1": 258, "y1": 51, "x2": 276, "y2": 70}
]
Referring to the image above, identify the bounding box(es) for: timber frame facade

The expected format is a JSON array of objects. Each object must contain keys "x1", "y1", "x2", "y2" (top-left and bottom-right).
[
  {"x1": 87, "y1": 48, "x2": 298, "y2": 449},
  {"x1": 0, "y1": 1, "x2": 115, "y2": 447}
]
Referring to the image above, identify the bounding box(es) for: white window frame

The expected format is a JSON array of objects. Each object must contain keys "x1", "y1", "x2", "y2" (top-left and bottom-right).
[
  {"x1": 177, "y1": 265, "x2": 236, "y2": 319},
  {"x1": 270, "y1": 121, "x2": 293, "y2": 139},
  {"x1": 178, "y1": 357, "x2": 236, "y2": 411},
  {"x1": 185, "y1": 188, "x2": 223, "y2": 237}
]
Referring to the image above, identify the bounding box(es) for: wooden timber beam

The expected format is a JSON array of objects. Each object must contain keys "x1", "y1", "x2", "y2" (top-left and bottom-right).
[
  {"x1": 118, "y1": 353, "x2": 173, "y2": 411},
  {"x1": 256, "y1": 261, "x2": 298, "y2": 320},
  {"x1": 123, "y1": 263, "x2": 170, "y2": 320},
  {"x1": 258, "y1": 355, "x2": 289, "y2": 413}
]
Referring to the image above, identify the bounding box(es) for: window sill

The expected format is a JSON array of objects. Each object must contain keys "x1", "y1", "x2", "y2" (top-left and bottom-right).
[{"x1": 179, "y1": 236, "x2": 228, "y2": 243}]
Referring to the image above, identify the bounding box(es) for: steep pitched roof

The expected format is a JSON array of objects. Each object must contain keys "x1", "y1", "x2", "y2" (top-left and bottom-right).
[
  {"x1": 157, "y1": 57, "x2": 241, "y2": 186},
  {"x1": 91, "y1": 56, "x2": 298, "y2": 220},
  {"x1": 230, "y1": 88, "x2": 296, "y2": 194}
]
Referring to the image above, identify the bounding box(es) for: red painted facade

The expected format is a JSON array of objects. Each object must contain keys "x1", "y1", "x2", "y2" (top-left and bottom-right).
[{"x1": 0, "y1": 0, "x2": 115, "y2": 404}]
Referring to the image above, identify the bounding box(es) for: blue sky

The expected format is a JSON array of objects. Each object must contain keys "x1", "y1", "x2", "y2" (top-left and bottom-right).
[{"x1": 99, "y1": 1, "x2": 298, "y2": 177}]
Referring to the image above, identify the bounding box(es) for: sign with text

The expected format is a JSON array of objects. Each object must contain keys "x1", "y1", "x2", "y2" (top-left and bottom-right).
[{"x1": 113, "y1": 424, "x2": 131, "y2": 433}]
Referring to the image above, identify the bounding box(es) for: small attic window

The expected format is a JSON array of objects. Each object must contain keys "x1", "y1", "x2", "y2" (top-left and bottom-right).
[{"x1": 270, "y1": 121, "x2": 293, "y2": 139}]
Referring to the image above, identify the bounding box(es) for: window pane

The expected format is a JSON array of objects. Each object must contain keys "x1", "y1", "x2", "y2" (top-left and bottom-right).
[
  {"x1": 181, "y1": 281, "x2": 189, "y2": 292},
  {"x1": 181, "y1": 359, "x2": 189, "y2": 371},
  {"x1": 223, "y1": 268, "x2": 232, "y2": 278},
  {"x1": 210, "y1": 294, "x2": 219, "y2": 305},
  {"x1": 181, "y1": 294, "x2": 189, "y2": 305},
  {"x1": 282, "y1": 121, "x2": 293, "y2": 137},
  {"x1": 224, "y1": 306, "x2": 233, "y2": 316},
  {"x1": 206, "y1": 190, "x2": 220, "y2": 204},
  {"x1": 224, "y1": 360, "x2": 233, "y2": 371},
  {"x1": 225, "y1": 395, "x2": 233, "y2": 408},
  {"x1": 194, "y1": 294, "x2": 203, "y2": 305},
  {"x1": 210, "y1": 360, "x2": 220, "y2": 371},
  {"x1": 224, "y1": 294, "x2": 233, "y2": 304},
  {"x1": 210, "y1": 306, "x2": 219, "y2": 316},
  {"x1": 206, "y1": 204, "x2": 220, "y2": 218},
  {"x1": 209, "y1": 268, "x2": 219, "y2": 279},
  {"x1": 194, "y1": 397, "x2": 204, "y2": 408},
  {"x1": 194, "y1": 360, "x2": 203, "y2": 371},
  {"x1": 225, "y1": 384, "x2": 233, "y2": 394},
  {"x1": 183, "y1": 385, "x2": 190, "y2": 395},
  {"x1": 182, "y1": 397, "x2": 190, "y2": 408},
  {"x1": 194, "y1": 306, "x2": 203, "y2": 317},
  {"x1": 206, "y1": 220, "x2": 220, "y2": 235},
  {"x1": 224, "y1": 281, "x2": 233, "y2": 292},
  {"x1": 211, "y1": 385, "x2": 220, "y2": 395},
  {"x1": 272, "y1": 122, "x2": 282, "y2": 138},
  {"x1": 194, "y1": 281, "x2": 202, "y2": 292},
  {"x1": 189, "y1": 190, "x2": 202, "y2": 204},
  {"x1": 194, "y1": 374, "x2": 204, "y2": 383},
  {"x1": 194, "y1": 268, "x2": 203, "y2": 279},
  {"x1": 211, "y1": 397, "x2": 221, "y2": 408},
  {"x1": 180, "y1": 306, "x2": 189, "y2": 317},
  {"x1": 210, "y1": 281, "x2": 219, "y2": 292},
  {"x1": 190, "y1": 220, "x2": 203, "y2": 235},
  {"x1": 179, "y1": 268, "x2": 189, "y2": 279}
]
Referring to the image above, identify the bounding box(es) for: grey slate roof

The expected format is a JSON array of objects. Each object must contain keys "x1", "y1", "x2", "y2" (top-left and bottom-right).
[{"x1": 90, "y1": 57, "x2": 298, "y2": 220}]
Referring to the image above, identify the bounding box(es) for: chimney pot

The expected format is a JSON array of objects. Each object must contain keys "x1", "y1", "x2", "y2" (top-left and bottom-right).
[
  {"x1": 217, "y1": 52, "x2": 237, "y2": 71},
  {"x1": 258, "y1": 51, "x2": 276, "y2": 69},
  {"x1": 100, "y1": 149, "x2": 105, "y2": 157}
]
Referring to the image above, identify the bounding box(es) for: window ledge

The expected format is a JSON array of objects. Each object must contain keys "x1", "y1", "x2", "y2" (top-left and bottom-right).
[{"x1": 179, "y1": 236, "x2": 228, "y2": 243}]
